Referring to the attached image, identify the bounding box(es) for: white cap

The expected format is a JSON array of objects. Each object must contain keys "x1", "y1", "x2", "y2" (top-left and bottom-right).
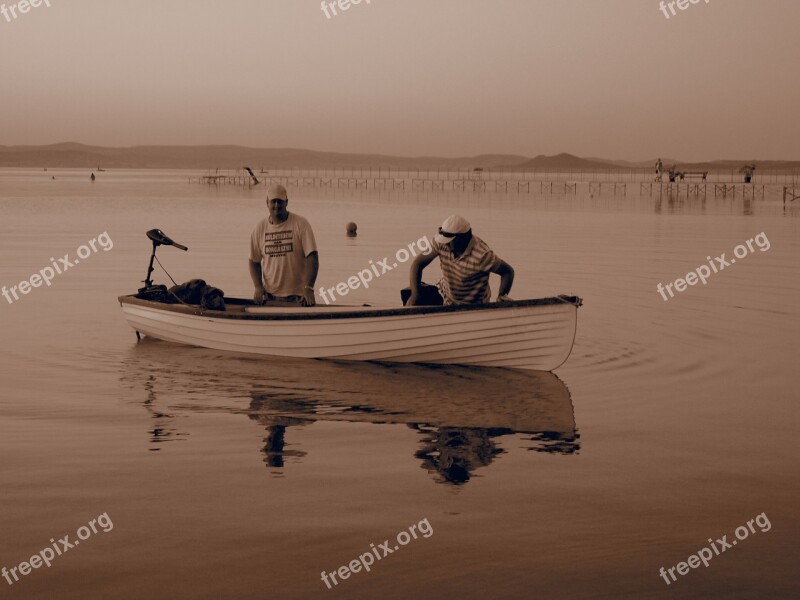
[
  {"x1": 267, "y1": 183, "x2": 288, "y2": 201},
  {"x1": 434, "y1": 214, "x2": 471, "y2": 244}
]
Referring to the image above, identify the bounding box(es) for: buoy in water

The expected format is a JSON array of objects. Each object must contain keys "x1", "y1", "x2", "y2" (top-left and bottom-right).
[{"x1": 346, "y1": 222, "x2": 357, "y2": 237}]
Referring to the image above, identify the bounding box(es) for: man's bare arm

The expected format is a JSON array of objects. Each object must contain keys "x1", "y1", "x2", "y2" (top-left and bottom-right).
[
  {"x1": 249, "y1": 260, "x2": 265, "y2": 302},
  {"x1": 407, "y1": 251, "x2": 437, "y2": 306},
  {"x1": 249, "y1": 260, "x2": 264, "y2": 290},
  {"x1": 491, "y1": 259, "x2": 515, "y2": 299},
  {"x1": 301, "y1": 251, "x2": 319, "y2": 306},
  {"x1": 304, "y1": 251, "x2": 319, "y2": 289},
  {"x1": 409, "y1": 251, "x2": 436, "y2": 289}
]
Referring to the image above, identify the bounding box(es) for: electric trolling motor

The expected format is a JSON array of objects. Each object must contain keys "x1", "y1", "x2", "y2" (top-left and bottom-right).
[{"x1": 137, "y1": 229, "x2": 188, "y2": 300}]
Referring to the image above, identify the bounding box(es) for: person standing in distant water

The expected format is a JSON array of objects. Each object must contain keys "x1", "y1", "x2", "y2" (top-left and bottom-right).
[
  {"x1": 90, "y1": 172, "x2": 96, "y2": 181},
  {"x1": 407, "y1": 214, "x2": 514, "y2": 306},
  {"x1": 249, "y1": 184, "x2": 319, "y2": 306},
  {"x1": 654, "y1": 158, "x2": 663, "y2": 182}
]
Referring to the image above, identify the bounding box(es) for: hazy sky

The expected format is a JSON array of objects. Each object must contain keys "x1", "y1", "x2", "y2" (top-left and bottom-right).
[{"x1": 1, "y1": 0, "x2": 798, "y2": 160}]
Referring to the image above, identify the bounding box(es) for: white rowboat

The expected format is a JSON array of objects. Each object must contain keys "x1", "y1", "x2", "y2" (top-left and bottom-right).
[{"x1": 118, "y1": 295, "x2": 582, "y2": 371}]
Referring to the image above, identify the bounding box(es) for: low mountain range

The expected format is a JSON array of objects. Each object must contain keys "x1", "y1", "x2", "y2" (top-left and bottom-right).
[{"x1": 0, "y1": 143, "x2": 797, "y2": 171}]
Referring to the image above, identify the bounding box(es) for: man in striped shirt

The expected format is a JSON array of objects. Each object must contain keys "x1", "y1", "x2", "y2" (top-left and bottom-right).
[{"x1": 407, "y1": 215, "x2": 515, "y2": 306}]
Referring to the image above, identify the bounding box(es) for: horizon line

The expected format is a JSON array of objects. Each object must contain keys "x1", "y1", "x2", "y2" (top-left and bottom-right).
[{"x1": 1, "y1": 141, "x2": 799, "y2": 165}]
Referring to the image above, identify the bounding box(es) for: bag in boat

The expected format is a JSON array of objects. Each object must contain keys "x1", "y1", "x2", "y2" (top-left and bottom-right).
[
  {"x1": 168, "y1": 279, "x2": 226, "y2": 311},
  {"x1": 400, "y1": 282, "x2": 444, "y2": 306}
]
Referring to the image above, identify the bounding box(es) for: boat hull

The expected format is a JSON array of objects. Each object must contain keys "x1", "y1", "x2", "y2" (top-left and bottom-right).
[{"x1": 118, "y1": 295, "x2": 581, "y2": 371}]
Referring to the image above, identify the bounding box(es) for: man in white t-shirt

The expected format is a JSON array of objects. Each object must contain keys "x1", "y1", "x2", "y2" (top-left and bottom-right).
[{"x1": 249, "y1": 184, "x2": 319, "y2": 306}]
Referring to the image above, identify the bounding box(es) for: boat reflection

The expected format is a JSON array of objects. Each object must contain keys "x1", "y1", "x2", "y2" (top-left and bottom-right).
[{"x1": 122, "y1": 339, "x2": 579, "y2": 485}]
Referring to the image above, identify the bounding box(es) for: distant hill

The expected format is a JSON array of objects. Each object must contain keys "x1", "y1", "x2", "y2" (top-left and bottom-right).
[
  {"x1": 585, "y1": 156, "x2": 681, "y2": 169},
  {"x1": 0, "y1": 143, "x2": 528, "y2": 170},
  {"x1": 500, "y1": 153, "x2": 615, "y2": 170},
  {"x1": 0, "y1": 143, "x2": 797, "y2": 171}
]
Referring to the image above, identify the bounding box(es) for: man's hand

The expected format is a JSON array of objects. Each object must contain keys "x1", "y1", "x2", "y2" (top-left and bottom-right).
[
  {"x1": 406, "y1": 291, "x2": 420, "y2": 306},
  {"x1": 497, "y1": 294, "x2": 513, "y2": 303},
  {"x1": 300, "y1": 287, "x2": 316, "y2": 307},
  {"x1": 253, "y1": 287, "x2": 267, "y2": 305}
]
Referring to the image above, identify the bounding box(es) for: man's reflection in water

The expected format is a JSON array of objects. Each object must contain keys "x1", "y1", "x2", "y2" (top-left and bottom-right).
[
  {"x1": 262, "y1": 424, "x2": 287, "y2": 468},
  {"x1": 409, "y1": 426, "x2": 580, "y2": 484},
  {"x1": 249, "y1": 416, "x2": 310, "y2": 469},
  {"x1": 248, "y1": 396, "x2": 311, "y2": 472},
  {"x1": 410, "y1": 425, "x2": 505, "y2": 485}
]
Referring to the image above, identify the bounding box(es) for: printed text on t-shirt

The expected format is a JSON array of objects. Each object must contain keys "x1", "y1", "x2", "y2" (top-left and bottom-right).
[{"x1": 264, "y1": 231, "x2": 294, "y2": 257}]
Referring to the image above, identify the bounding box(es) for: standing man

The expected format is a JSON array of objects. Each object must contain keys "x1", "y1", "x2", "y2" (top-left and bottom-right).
[
  {"x1": 249, "y1": 183, "x2": 318, "y2": 306},
  {"x1": 655, "y1": 158, "x2": 663, "y2": 182},
  {"x1": 407, "y1": 214, "x2": 514, "y2": 306}
]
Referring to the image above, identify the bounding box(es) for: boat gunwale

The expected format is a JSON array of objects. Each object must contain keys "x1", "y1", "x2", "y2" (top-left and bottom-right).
[{"x1": 118, "y1": 294, "x2": 582, "y2": 322}]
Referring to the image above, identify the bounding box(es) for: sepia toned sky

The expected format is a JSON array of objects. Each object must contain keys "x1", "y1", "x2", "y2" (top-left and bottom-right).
[{"x1": 1, "y1": 0, "x2": 798, "y2": 160}]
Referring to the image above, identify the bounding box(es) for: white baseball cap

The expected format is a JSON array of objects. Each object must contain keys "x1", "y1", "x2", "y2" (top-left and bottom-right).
[
  {"x1": 434, "y1": 214, "x2": 471, "y2": 244},
  {"x1": 267, "y1": 183, "x2": 288, "y2": 201}
]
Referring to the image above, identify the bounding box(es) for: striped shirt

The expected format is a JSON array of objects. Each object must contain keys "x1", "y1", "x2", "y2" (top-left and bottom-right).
[{"x1": 433, "y1": 235, "x2": 502, "y2": 305}]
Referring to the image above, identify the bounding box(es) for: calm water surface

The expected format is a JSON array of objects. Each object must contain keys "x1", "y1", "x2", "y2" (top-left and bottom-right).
[{"x1": 1, "y1": 169, "x2": 798, "y2": 599}]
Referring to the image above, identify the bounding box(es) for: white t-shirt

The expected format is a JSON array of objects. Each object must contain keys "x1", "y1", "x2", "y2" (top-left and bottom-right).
[{"x1": 250, "y1": 212, "x2": 317, "y2": 297}]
